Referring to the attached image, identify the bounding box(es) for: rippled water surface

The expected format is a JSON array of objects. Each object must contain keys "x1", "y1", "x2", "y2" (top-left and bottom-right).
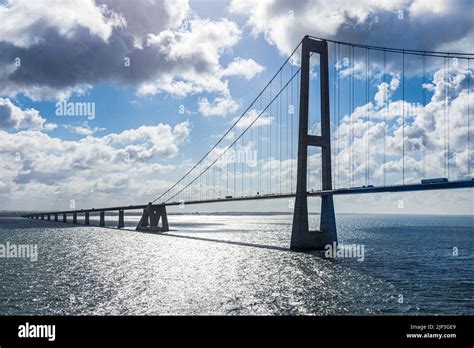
[{"x1": 0, "y1": 214, "x2": 472, "y2": 315}]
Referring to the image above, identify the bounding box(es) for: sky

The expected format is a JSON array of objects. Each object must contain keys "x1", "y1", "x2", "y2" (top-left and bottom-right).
[{"x1": 0, "y1": 0, "x2": 473, "y2": 214}]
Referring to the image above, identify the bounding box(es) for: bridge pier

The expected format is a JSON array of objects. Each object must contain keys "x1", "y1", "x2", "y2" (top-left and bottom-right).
[
  {"x1": 136, "y1": 202, "x2": 169, "y2": 232},
  {"x1": 291, "y1": 36, "x2": 337, "y2": 250},
  {"x1": 54, "y1": 214, "x2": 58, "y2": 222},
  {"x1": 72, "y1": 212, "x2": 77, "y2": 224},
  {"x1": 118, "y1": 210, "x2": 124, "y2": 228},
  {"x1": 140, "y1": 208, "x2": 148, "y2": 227},
  {"x1": 85, "y1": 212, "x2": 90, "y2": 225},
  {"x1": 99, "y1": 211, "x2": 105, "y2": 227},
  {"x1": 63, "y1": 213, "x2": 67, "y2": 222},
  {"x1": 47, "y1": 214, "x2": 51, "y2": 221}
]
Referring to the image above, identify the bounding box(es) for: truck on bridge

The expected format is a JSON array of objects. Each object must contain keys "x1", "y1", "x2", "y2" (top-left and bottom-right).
[{"x1": 421, "y1": 178, "x2": 448, "y2": 184}]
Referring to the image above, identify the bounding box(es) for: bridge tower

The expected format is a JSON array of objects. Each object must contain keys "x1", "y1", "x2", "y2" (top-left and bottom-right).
[{"x1": 291, "y1": 36, "x2": 337, "y2": 250}]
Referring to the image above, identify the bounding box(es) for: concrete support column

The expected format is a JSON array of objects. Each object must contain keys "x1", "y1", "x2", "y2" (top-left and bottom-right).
[
  {"x1": 84, "y1": 212, "x2": 90, "y2": 225},
  {"x1": 41, "y1": 215, "x2": 44, "y2": 220},
  {"x1": 161, "y1": 206, "x2": 169, "y2": 231},
  {"x1": 63, "y1": 213, "x2": 67, "y2": 222},
  {"x1": 150, "y1": 206, "x2": 158, "y2": 227},
  {"x1": 99, "y1": 211, "x2": 105, "y2": 227},
  {"x1": 47, "y1": 214, "x2": 51, "y2": 221},
  {"x1": 136, "y1": 203, "x2": 169, "y2": 232},
  {"x1": 54, "y1": 214, "x2": 58, "y2": 221},
  {"x1": 118, "y1": 210, "x2": 124, "y2": 228},
  {"x1": 291, "y1": 36, "x2": 337, "y2": 250},
  {"x1": 73, "y1": 212, "x2": 77, "y2": 224},
  {"x1": 141, "y1": 209, "x2": 148, "y2": 227}
]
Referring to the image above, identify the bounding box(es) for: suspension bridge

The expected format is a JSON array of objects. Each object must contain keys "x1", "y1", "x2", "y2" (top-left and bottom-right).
[{"x1": 24, "y1": 36, "x2": 474, "y2": 250}]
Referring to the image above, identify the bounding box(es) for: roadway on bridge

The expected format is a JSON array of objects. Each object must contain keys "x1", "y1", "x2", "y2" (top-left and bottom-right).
[{"x1": 29, "y1": 179, "x2": 473, "y2": 215}]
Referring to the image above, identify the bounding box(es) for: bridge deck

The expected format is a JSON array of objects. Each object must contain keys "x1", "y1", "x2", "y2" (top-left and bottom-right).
[{"x1": 26, "y1": 180, "x2": 473, "y2": 216}]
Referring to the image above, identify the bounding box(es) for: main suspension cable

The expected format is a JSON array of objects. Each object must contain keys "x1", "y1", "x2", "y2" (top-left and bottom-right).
[{"x1": 151, "y1": 39, "x2": 303, "y2": 203}]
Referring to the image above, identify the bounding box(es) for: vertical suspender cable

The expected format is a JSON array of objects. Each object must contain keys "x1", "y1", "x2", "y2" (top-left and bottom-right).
[
  {"x1": 366, "y1": 48, "x2": 370, "y2": 186},
  {"x1": 423, "y1": 53, "x2": 427, "y2": 178},
  {"x1": 286, "y1": 64, "x2": 290, "y2": 193},
  {"x1": 333, "y1": 43, "x2": 337, "y2": 188},
  {"x1": 259, "y1": 96, "x2": 262, "y2": 194},
  {"x1": 269, "y1": 81, "x2": 272, "y2": 193},
  {"x1": 331, "y1": 44, "x2": 339, "y2": 188},
  {"x1": 226, "y1": 141, "x2": 229, "y2": 197},
  {"x1": 351, "y1": 45, "x2": 355, "y2": 187},
  {"x1": 291, "y1": 64, "x2": 294, "y2": 192},
  {"x1": 249, "y1": 118, "x2": 252, "y2": 196},
  {"x1": 383, "y1": 49, "x2": 387, "y2": 186},
  {"x1": 348, "y1": 45, "x2": 351, "y2": 187},
  {"x1": 336, "y1": 43, "x2": 340, "y2": 188},
  {"x1": 279, "y1": 68, "x2": 282, "y2": 194},
  {"x1": 242, "y1": 137, "x2": 244, "y2": 197},
  {"x1": 234, "y1": 126, "x2": 236, "y2": 197},
  {"x1": 469, "y1": 58, "x2": 471, "y2": 176},
  {"x1": 297, "y1": 69, "x2": 300, "y2": 191},
  {"x1": 219, "y1": 152, "x2": 222, "y2": 198},
  {"x1": 443, "y1": 57, "x2": 448, "y2": 176},
  {"x1": 402, "y1": 52, "x2": 405, "y2": 185},
  {"x1": 447, "y1": 55, "x2": 450, "y2": 179},
  {"x1": 290, "y1": 63, "x2": 293, "y2": 192},
  {"x1": 269, "y1": 80, "x2": 272, "y2": 193}
]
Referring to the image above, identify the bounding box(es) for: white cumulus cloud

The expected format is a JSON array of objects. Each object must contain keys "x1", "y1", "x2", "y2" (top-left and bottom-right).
[
  {"x1": 221, "y1": 57, "x2": 265, "y2": 80},
  {"x1": 0, "y1": 98, "x2": 56, "y2": 130},
  {"x1": 198, "y1": 95, "x2": 240, "y2": 117}
]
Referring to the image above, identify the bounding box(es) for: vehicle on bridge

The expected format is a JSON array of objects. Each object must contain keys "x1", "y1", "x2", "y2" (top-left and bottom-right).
[{"x1": 421, "y1": 178, "x2": 448, "y2": 184}]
